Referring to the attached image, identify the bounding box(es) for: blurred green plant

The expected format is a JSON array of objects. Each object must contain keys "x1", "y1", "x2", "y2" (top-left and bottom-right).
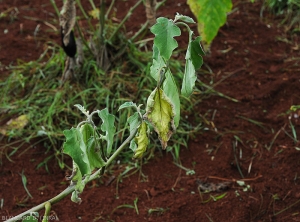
[
  {"x1": 187, "y1": 0, "x2": 232, "y2": 51},
  {"x1": 264, "y1": 0, "x2": 300, "y2": 32}
]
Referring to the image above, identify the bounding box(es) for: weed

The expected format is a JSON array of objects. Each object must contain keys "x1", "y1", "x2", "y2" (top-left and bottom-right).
[
  {"x1": 148, "y1": 207, "x2": 169, "y2": 215},
  {"x1": 264, "y1": 0, "x2": 300, "y2": 32},
  {"x1": 19, "y1": 170, "x2": 33, "y2": 199},
  {"x1": 112, "y1": 197, "x2": 139, "y2": 215}
]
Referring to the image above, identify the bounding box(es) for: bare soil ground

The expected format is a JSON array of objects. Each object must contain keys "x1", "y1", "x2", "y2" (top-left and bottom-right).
[{"x1": 1, "y1": 0, "x2": 300, "y2": 221}]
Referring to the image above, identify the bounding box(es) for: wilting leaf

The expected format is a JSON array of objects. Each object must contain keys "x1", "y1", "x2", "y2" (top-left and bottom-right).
[
  {"x1": 150, "y1": 17, "x2": 181, "y2": 60},
  {"x1": 150, "y1": 45, "x2": 165, "y2": 81},
  {"x1": 190, "y1": 36, "x2": 205, "y2": 70},
  {"x1": 127, "y1": 112, "x2": 141, "y2": 135},
  {"x1": 98, "y1": 108, "x2": 116, "y2": 157},
  {"x1": 80, "y1": 123, "x2": 105, "y2": 169},
  {"x1": 144, "y1": 87, "x2": 176, "y2": 149},
  {"x1": 163, "y1": 70, "x2": 180, "y2": 127},
  {"x1": 118, "y1": 102, "x2": 137, "y2": 111},
  {"x1": 133, "y1": 121, "x2": 149, "y2": 159},
  {"x1": 71, "y1": 190, "x2": 82, "y2": 204},
  {"x1": 181, "y1": 36, "x2": 204, "y2": 97},
  {"x1": 175, "y1": 13, "x2": 195, "y2": 23},
  {"x1": 74, "y1": 104, "x2": 89, "y2": 116},
  {"x1": 63, "y1": 128, "x2": 91, "y2": 176},
  {"x1": 149, "y1": 47, "x2": 180, "y2": 127}
]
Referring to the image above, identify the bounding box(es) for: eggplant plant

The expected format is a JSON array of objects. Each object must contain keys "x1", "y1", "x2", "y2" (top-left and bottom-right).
[{"x1": 5, "y1": 2, "x2": 204, "y2": 221}]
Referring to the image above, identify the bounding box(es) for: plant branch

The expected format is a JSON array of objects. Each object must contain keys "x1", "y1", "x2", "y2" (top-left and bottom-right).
[
  {"x1": 5, "y1": 128, "x2": 138, "y2": 222},
  {"x1": 105, "y1": 0, "x2": 115, "y2": 19}
]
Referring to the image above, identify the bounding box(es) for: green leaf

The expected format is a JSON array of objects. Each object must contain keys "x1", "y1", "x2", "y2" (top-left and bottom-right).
[
  {"x1": 181, "y1": 36, "x2": 204, "y2": 97},
  {"x1": 133, "y1": 121, "x2": 149, "y2": 159},
  {"x1": 63, "y1": 124, "x2": 105, "y2": 195},
  {"x1": 71, "y1": 190, "x2": 82, "y2": 204},
  {"x1": 190, "y1": 36, "x2": 205, "y2": 69},
  {"x1": 150, "y1": 45, "x2": 165, "y2": 81},
  {"x1": 118, "y1": 102, "x2": 137, "y2": 111},
  {"x1": 150, "y1": 17, "x2": 181, "y2": 60},
  {"x1": 129, "y1": 139, "x2": 137, "y2": 153},
  {"x1": 63, "y1": 128, "x2": 91, "y2": 176},
  {"x1": 74, "y1": 104, "x2": 89, "y2": 117},
  {"x1": 144, "y1": 87, "x2": 176, "y2": 149},
  {"x1": 80, "y1": 124, "x2": 105, "y2": 169},
  {"x1": 20, "y1": 170, "x2": 33, "y2": 198},
  {"x1": 72, "y1": 163, "x2": 84, "y2": 191},
  {"x1": 181, "y1": 58, "x2": 195, "y2": 97},
  {"x1": 128, "y1": 112, "x2": 141, "y2": 135},
  {"x1": 175, "y1": 13, "x2": 195, "y2": 23},
  {"x1": 128, "y1": 112, "x2": 141, "y2": 154},
  {"x1": 187, "y1": 0, "x2": 232, "y2": 45},
  {"x1": 98, "y1": 108, "x2": 116, "y2": 157}
]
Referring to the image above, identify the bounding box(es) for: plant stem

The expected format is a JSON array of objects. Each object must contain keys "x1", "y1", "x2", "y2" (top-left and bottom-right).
[
  {"x1": 49, "y1": 0, "x2": 60, "y2": 18},
  {"x1": 5, "y1": 128, "x2": 138, "y2": 222},
  {"x1": 89, "y1": 0, "x2": 97, "y2": 10},
  {"x1": 105, "y1": 0, "x2": 115, "y2": 19},
  {"x1": 75, "y1": 22, "x2": 94, "y2": 56},
  {"x1": 75, "y1": 0, "x2": 95, "y2": 31},
  {"x1": 108, "y1": 0, "x2": 143, "y2": 42}
]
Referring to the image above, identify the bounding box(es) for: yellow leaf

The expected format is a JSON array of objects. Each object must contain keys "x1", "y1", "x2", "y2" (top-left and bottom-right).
[
  {"x1": 88, "y1": 8, "x2": 100, "y2": 19},
  {"x1": 144, "y1": 88, "x2": 175, "y2": 149},
  {"x1": 0, "y1": 114, "x2": 29, "y2": 136}
]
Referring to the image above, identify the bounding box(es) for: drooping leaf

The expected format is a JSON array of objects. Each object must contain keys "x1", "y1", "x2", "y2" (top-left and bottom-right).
[
  {"x1": 118, "y1": 102, "x2": 137, "y2": 111},
  {"x1": 150, "y1": 45, "x2": 165, "y2": 81},
  {"x1": 150, "y1": 17, "x2": 181, "y2": 60},
  {"x1": 68, "y1": 162, "x2": 90, "y2": 203},
  {"x1": 133, "y1": 121, "x2": 149, "y2": 159},
  {"x1": 74, "y1": 104, "x2": 89, "y2": 117},
  {"x1": 129, "y1": 139, "x2": 137, "y2": 154},
  {"x1": 190, "y1": 36, "x2": 205, "y2": 70},
  {"x1": 127, "y1": 112, "x2": 141, "y2": 135},
  {"x1": 149, "y1": 48, "x2": 180, "y2": 127},
  {"x1": 80, "y1": 123, "x2": 105, "y2": 169},
  {"x1": 71, "y1": 190, "x2": 82, "y2": 204},
  {"x1": 20, "y1": 170, "x2": 33, "y2": 198},
  {"x1": 175, "y1": 13, "x2": 195, "y2": 23},
  {"x1": 63, "y1": 128, "x2": 91, "y2": 176},
  {"x1": 163, "y1": 70, "x2": 180, "y2": 127},
  {"x1": 71, "y1": 163, "x2": 84, "y2": 191},
  {"x1": 128, "y1": 112, "x2": 141, "y2": 154},
  {"x1": 187, "y1": 0, "x2": 232, "y2": 46},
  {"x1": 181, "y1": 36, "x2": 204, "y2": 97},
  {"x1": 63, "y1": 123, "x2": 105, "y2": 196},
  {"x1": 98, "y1": 108, "x2": 116, "y2": 157},
  {"x1": 181, "y1": 58, "x2": 195, "y2": 97},
  {"x1": 144, "y1": 87, "x2": 176, "y2": 149}
]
